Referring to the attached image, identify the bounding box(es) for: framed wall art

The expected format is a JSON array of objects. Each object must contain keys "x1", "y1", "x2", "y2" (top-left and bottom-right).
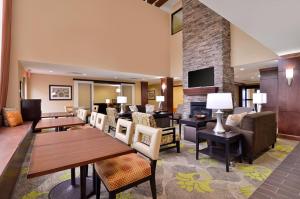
[{"x1": 49, "y1": 85, "x2": 72, "y2": 100}]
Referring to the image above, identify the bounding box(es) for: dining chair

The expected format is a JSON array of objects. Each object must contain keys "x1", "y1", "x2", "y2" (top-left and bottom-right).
[
  {"x1": 115, "y1": 119, "x2": 134, "y2": 145},
  {"x1": 95, "y1": 113, "x2": 108, "y2": 132},
  {"x1": 64, "y1": 105, "x2": 74, "y2": 113},
  {"x1": 106, "y1": 108, "x2": 118, "y2": 133},
  {"x1": 67, "y1": 111, "x2": 97, "y2": 131},
  {"x1": 94, "y1": 124, "x2": 162, "y2": 199},
  {"x1": 132, "y1": 112, "x2": 180, "y2": 153},
  {"x1": 77, "y1": 108, "x2": 88, "y2": 122}
]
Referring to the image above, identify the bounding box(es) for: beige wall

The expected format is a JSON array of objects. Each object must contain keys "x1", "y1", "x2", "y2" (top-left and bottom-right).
[
  {"x1": 94, "y1": 85, "x2": 118, "y2": 104},
  {"x1": 135, "y1": 82, "x2": 141, "y2": 105},
  {"x1": 231, "y1": 24, "x2": 278, "y2": 66},
  {"x1": 78, "y1": 83, "x2": 91, "y2": 109},
  {"x1": 7, "y1": 0, "x2": 170, "y2": 109},
  {"x1": 28, "y1": 74, "x2": 73, "y2": 112},
  {"x1": 173, "y1": 86, "x2": 183, "y2": 110}
]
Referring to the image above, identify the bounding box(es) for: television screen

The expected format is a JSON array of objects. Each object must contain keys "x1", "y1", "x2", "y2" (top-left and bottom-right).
[{"x1": 188, "y1": 67, "x2": 214, "y2": 87}]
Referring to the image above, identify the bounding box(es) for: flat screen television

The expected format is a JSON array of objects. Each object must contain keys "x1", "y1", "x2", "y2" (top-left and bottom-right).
[{"x1": 188, "y1": 67, "x2": 214, "y2": 88}]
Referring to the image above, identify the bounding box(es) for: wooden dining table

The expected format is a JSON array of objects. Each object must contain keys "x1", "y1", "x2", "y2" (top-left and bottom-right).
[
  {"x1": 27, "y1": 128, "x2": 134, "y2": 199},
  {"x1": 41, "y1": 112, "x2": 74, "y2": 118},
  {"x1": 35, "y1": 117, "x2": 86, "y2": 131}
]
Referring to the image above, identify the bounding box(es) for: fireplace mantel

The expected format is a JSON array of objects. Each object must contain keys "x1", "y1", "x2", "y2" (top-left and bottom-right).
[{"x1": 183, "y1": 87, "x2": 219, "y2": 96}]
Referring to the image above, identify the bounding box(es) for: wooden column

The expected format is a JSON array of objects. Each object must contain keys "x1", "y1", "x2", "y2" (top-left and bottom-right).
[
  {"x1": 141, "y1": 81, "x2": 148, "y2": 106},
  {"x1": 161, "y1": 77, "x2": 173, "y2": 112}
]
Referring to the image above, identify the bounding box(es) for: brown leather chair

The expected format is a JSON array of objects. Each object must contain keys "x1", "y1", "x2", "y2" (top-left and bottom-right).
[{"x1": 207, "y1": 111, "x2": 277, "y2": 164}]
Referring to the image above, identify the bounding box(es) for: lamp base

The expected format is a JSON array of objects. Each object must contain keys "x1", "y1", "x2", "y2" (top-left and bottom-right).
[
  {"x1": 213, "y1": 110, "x2": 225, "y2": 134},
  {"x1": 120, "y1": 104, "x2": 125, "y2": 114}
]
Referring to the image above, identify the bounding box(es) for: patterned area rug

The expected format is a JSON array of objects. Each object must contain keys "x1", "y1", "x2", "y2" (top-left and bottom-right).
[{"x1": 12, "y1": 138, "x2": 298, "y2": 199}]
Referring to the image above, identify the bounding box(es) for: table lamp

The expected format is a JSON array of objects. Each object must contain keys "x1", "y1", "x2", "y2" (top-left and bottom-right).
[
  {"x1": 206, "y1": 93, "x2": 233, "y2": 134},
  {"x1": 253, "y1": 91, "x2": 267, "y2": 112},
  {"x1": 156, "y1": 96, "x2": 165, "y2": 111},
  {"x1": 117, "y1": 96, "x2": 127, "y2": 114}
]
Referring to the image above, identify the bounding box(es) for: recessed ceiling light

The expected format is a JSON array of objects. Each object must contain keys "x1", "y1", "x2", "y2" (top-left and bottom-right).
[
  {"x1": 240, "y1": 68, "x2": 245, "y2": 71},
  {"x1": 83, "y1": 73, "x2": 87, "y2": 76},
  {"x1": 114, "y1": 76, "x2": 118, "y2": 79},
  {"x1": 49, "y1": 70, "x2": 53, "y2": 73}
]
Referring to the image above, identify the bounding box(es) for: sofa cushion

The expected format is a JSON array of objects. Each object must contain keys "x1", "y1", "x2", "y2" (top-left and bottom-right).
[
  {"x1": 225, "y1": 112, "x2": 247, "y2": 127},
  {"x1": 6, "y1": 111, "x2": 23, "y2": 127},
  {"x1": 2, "y1": 108, "x2": 17, "y2": 127}
]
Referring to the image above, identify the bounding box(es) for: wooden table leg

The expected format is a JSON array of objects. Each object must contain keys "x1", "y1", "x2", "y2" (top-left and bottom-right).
[
  {"x1": 71, "y1": 168, "x2": 76, "y2": 186},
  {"x1": 196, "y1": 132, "x2": 200, "y2": 160},
  {"x1": 225, "y1": 142, "x2": 230, "y2": 172},
  {"x1": 80, "y1": 166, "x2": 87, "y2": 199}
]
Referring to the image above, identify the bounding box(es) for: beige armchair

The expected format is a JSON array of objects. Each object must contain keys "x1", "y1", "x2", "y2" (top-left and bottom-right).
[
  {"x1": 106, "y1": 108, "x2": 118, "y2": 133},
  {"x1": 132, "y1": 112, "x2": 180, "y2": 153},
  {"x1": 94, "y1": 124, "x2": 162, "y2": 199}
]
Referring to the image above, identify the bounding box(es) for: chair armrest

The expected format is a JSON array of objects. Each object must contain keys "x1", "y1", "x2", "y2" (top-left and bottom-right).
[{"x1": 161, "y1": 127, "x2": 175, "y2": 131}]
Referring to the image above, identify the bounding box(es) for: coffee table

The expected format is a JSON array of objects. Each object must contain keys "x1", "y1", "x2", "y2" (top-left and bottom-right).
[{"x1": 196, "y1": 129, "x2": 242, "y2": 172}]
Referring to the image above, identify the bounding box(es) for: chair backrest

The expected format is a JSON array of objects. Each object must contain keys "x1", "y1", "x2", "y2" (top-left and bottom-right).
[
  {"x1": 106, "y1": 108, "x2": 118, "y2": 127},
  {"x1": 145, "y1": 104, "x2": 155, "y2": 113},
  {"x1": 95, "y1": 113, "x2": 108, "y2": 131},
  {"x1": 92, "y1": 105, "x2": 99, "y2": 113},
  {"x1": 77, "y1": 109, "x2": 88, "y2": 122},
  {"x1": 132, "y1": 124, "x2": 162, "y2": 160},
  {"x1": 115, "y1": 119, "x2": 134, "y2": 145},
  {"x1": 89, "y1": 112, "x2": 98, "y2": 126},
  {"x1": 132, "y1": 112, "x2": 157, "y2": 128},
  {"x1": 64, "y1": 106, "x2": 74, "y2": 113}
]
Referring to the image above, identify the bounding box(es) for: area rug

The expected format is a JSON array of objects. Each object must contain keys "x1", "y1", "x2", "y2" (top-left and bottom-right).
[{"x1": 12, "y1": 138, "x2": 298, "y2": 199}]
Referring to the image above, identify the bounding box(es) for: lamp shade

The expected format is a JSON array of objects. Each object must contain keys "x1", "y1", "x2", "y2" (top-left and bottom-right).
[
  {"x1": 253, "y1": 92, "x2": 267, "y2": 104},
  {"x1": 206, "y1": 93, "x2": 233, "y2": 110},
  {"x1": 105, "y1": 99, "x2": 111, "y2": 104},
  {"x1": 286, "y1": 68, "x2": 294, "y2": 79},
  {"x1": 156, "y1": 96, "x2": 165, "y2": 102},
  {"x1": 117, "y1": 96, "x2": 127, "y2": 104}
]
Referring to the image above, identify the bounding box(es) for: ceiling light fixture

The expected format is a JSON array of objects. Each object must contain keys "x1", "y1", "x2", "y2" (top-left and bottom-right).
[
  {"x1": 49, "y1": 70, "x2": 53, "y2": 73},
  {"x1": 286, "y1": 68, "x2": 294, "y2": 86},
  {"x1": 240, "y1": 68, "x2": 245, "y2": 71}
]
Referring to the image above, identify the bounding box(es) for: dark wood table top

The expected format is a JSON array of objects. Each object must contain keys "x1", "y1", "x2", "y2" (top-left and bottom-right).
[
  {"x1": 41, "y1": 112, "x2": 74, "y2": 118},
  {"x1": 35, "y1": 117, "x2": 85, "y2": 130},
  {"x1": 28, "y1": 129, "x2": 134, "y2": 178},
  {"x1": 180, "y1": 117, "x2": 216, "y2": 127},
  {"x1": 198, "y1": 129, "x2": 241, "y2": 141}
]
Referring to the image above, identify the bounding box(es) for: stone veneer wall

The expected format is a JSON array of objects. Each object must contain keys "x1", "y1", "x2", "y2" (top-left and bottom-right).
[{"x1": 182, "y1": 0, "x2": 234, "y2": 118}]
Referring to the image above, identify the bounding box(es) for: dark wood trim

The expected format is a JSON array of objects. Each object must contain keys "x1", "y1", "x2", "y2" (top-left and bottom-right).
[
  {"x1": 183, "y1": 87, "x2": 218, "y2": 96},
  {"x1": 259, "y1": 67, "x2": 278, "y2": 73},
  {"x1": 171, "y1": 8, "x2": 183, "y2": 35},
  {"x1": 173, "y1": 84, "x2": 182, "y2": 87},
  {"x1": 155, "y1": 0, "x2": 169, "y2": 7},
  {"x1": 278, "y1": 133, "x2": 300, "y2": 141},
  {"x1": 49, "y1": 85, "x2": 72, "y2": 101},
  {"x1": 141, "y1": 81, "x2": 148, "y2": 106},
  {"x1": 161, "y1": 77, "x2": 173, "y2": 112},
  {"x1": 280, "y1": 52, "x2": 300, "y2": 59},
  {"x1": 73, "y1": 78, "x2": 135, "y2": 85},
  {"x1": 147, "y1": 0, "x2": 156, "y2": 4}
]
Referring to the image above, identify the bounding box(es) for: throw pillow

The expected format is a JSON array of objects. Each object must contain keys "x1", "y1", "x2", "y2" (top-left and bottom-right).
[
  {"x1": 129, "y1": 105, "x2": 138, "y2": 112},
  {"x1": 2, "y1": 107, "x2": 17, "y2": 126},
  {"x1": 6, "y1": 111, "x2": 23, "y2": 127},
  {"x1": 225, "y1": 112, "x2": 247, "y2": 127}
]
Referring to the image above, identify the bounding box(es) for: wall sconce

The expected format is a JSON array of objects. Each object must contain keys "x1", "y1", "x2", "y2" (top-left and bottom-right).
[
  {"x1": 161, "y1": 83, "x2": 166, "y2": 92},
  {"x1": 285, "y1": 68, "x2": 294, "y2": 86}
]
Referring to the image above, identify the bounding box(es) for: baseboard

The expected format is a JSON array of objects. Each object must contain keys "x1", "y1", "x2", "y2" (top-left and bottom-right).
[{"x1": 278, "y1": 133, "x2": 300, "y2": 141}]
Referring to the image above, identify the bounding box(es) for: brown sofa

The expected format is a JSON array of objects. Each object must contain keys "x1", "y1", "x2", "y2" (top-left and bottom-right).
[{"x1": 207, "y1": 111, "x2": 277, "y2": 164}]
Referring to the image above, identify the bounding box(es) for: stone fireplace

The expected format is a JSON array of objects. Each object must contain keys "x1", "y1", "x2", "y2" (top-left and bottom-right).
[
  {"x1": 182, "y1": 0, "x2": 234, "y2": 118},
  {"x1": 190, "y1": 102, "x2": 212, "y2": 118}
]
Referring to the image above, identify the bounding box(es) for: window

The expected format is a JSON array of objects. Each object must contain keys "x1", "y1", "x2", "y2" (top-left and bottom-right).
[
  {"x1": 171, "y1": 8, "x2": 182, "y2": 35},
  {"x1": 239, "y1": 85, "x2": 260, "y2": 108}
]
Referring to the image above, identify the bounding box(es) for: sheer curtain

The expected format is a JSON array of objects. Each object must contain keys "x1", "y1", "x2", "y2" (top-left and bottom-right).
[{"x1": 0, "y1": 0, "x2": 12, "y2": 109}]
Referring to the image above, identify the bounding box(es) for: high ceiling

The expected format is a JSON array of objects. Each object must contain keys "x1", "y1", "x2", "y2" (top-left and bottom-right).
[{"x1": 199, "y1": 0, "x2": 300, "y2": 56}]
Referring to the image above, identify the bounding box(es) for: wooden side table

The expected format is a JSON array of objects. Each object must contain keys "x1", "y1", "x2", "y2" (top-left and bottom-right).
[{"x1": 196, "y1": 129, "x2": 242, "y2": 172}]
